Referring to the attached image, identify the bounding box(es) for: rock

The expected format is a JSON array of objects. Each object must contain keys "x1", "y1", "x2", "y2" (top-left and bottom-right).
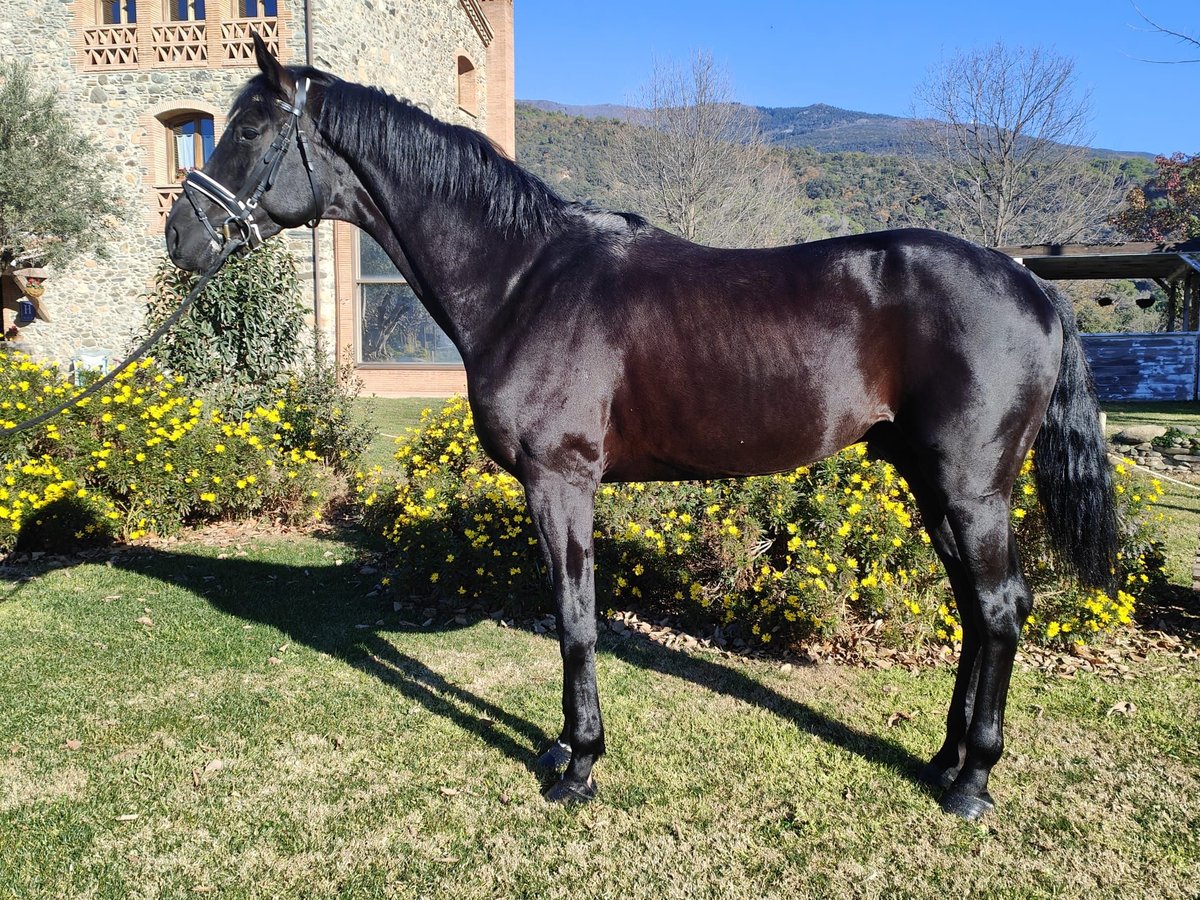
[
  {"x1": 1176, "y1": 425, "x2": 1198, "y2": 435},
  {"x1": 1112, "y1": 425, "x2": 1167, "y2": 445}
]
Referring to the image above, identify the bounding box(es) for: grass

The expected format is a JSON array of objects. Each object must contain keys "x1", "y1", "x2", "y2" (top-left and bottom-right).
[
  {"x1": 354, "y1": 397, "x2": 441, "y2": 472},
  {"x1": 1, "y1": 530, "x2": 1197, "y2": 898},
  {"x1": 2, "y1": 397, "x2": 1198, "y2": 896},
  {"x1": 1102, "y1": 401, "x2": 1200, "y2": 432}
]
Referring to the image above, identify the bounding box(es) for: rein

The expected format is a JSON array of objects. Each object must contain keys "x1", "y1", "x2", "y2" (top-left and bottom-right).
[{"x1": 0, "y1": 78, "x2": 321, "y2": 438}]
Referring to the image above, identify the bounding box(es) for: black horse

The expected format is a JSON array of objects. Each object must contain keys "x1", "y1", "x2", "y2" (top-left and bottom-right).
[{"x1": 166, "y1": 37, "x2": 1118, "y2": 821}]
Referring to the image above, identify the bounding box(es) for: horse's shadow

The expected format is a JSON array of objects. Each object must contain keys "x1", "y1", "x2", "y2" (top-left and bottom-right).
[{"x1": 3, "y1": 540, "x2": 928, "y2": 788}]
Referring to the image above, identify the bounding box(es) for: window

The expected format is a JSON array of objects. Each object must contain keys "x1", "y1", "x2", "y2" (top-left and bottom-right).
[
  {"x1": 167, "y1": 0, "x2": 205, "y2": 20},
  {"x1": 237, "y1": 0, "x2": 277, "y2": 15},
  {"x1": 456, "y1": 55, "x2": 477, "y2": 116},
  {"x1": 99, "y1": 0, "x2": 136, "y2": 23},
  {"x1": 357, "y1": 232, "x2": 461, "y2": 365},
  {"x1": 163, "y1": 112, "x2": 215, "y2": 181}
]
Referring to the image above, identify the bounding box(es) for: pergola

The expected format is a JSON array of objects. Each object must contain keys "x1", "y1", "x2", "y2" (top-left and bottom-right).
[{"x1": 997, "y1": 238, "x2": 1200, "y2": 330}]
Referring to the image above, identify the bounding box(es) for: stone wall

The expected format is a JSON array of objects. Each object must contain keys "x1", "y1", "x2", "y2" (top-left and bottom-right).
[
  {"x1": 1112, "y1": 425, "x2": 1200, "y2": 479},
  {"x1": 0, "y1": 0, "x2": 495, "y2": 374}
]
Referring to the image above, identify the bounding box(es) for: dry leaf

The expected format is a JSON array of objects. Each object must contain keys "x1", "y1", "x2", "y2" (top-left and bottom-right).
[
  {"x1": 886, "y1": 711, "x2": 914, "y2": 728},
  {"x1": 64, "y1": 739, "x2": 83, "y2": 751},
  {"x1": 136, "y1": 616, "x2": 154, "y2": 627},
  {"x1": 114, "y1": 813, "x2": 139, "y2": 822},
  {"x1": 203, "y1": 759, "x2": 226, "y2": 775},
  {"x1": 439, "y1": 787, "x2": 459, "y2": 797},
  {"x1": 1107, "y1": 701, "x2": 1136, "y2": 717},
  {"x1": 268, "y1": 656, "x2": 282, "y2": 665}
]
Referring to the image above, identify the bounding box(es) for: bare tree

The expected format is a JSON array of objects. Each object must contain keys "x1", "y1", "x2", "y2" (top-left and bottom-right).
[
  {"x1": 907, "y1": 43, "x2": 1124, "y2": 247},
  {"x1": 605, "y1": 53, "x2": 811, "y2": 248},
  {"x1": 1131, "y1": 5, "x2": 1199, "y2": 63}
]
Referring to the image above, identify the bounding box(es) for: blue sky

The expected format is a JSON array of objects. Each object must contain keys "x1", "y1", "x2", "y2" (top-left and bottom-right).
[{"x1": 513, "y1": 0, "x2": 1196, "y2": 155}]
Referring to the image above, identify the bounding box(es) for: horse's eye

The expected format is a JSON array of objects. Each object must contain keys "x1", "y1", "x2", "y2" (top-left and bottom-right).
[{"x1": 240, "y1": 127, "x2": 260, "y2": 141}]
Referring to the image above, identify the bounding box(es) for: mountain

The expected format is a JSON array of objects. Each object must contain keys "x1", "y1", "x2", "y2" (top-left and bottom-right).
[
  {"x1": 521, "y1": 99, "x2": 909, "y2": 154},
  {"x1": 519, "y1": 99, "x2": 1155, "y2": 160}
]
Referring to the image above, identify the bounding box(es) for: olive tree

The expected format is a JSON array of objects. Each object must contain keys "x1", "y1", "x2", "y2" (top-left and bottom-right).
[{"x1": 0, "y1": 62, "x2": 120, "y2": 271}]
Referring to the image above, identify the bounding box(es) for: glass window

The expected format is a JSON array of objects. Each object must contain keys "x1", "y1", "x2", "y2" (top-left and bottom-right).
[
  {"x1": 165, "y1": 113, "x2": 215, "y2": 181},
  {"x1": 238, "y1": 0, "x2": 277, "y2": 16},
  {"x1": 357, "y1": 232, "x2": 462, "y2": 365},
  {"x1": 100, "y1": 0, "x2": 136, "y2": 24},
  {"x1": 167, "y1": 0, "x2": 204, "y2": 20}
]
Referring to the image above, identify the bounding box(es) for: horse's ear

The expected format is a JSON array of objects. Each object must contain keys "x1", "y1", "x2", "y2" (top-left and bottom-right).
[{"x1": 252, "y1": 33, "x2": 287, "y2": 91}]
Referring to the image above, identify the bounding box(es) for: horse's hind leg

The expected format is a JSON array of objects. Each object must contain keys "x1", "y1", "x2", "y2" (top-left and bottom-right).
[
  {"x1": 935, "y1": 493, "x2": 1032, "y2": 819},
  {"x1": 873, "y1": 420, "x2": 1035, "y2": 820},
  {"x1": 867, "y1": 426, "x2": 982, "y2": 791}
]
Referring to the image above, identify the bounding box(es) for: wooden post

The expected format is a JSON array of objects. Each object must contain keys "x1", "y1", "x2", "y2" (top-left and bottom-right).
[
  {"x1": 1184, "y1": 276, "x2": 1193, "y2": 332},
  {"x1": 1168, "y1": 282, "x2": 1178, "y2": 331}
]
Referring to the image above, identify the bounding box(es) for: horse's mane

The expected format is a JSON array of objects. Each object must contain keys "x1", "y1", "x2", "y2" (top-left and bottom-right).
[{"x1": 294, "y1": 71, "x2": 572, "y2": 237}]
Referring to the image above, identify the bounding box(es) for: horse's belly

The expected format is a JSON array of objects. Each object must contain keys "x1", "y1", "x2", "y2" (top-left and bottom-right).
[{"x1": 603, "y1": 402, "x2": 880, "y2": 483}]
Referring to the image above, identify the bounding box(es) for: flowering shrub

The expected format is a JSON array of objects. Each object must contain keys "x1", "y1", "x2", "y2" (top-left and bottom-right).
[
  {"x1": 364, "y1": 397, "x2": 1166, "y2": 651},
  {"x1": 0, "y1": 351, "x2": 327, "y2": 550}
]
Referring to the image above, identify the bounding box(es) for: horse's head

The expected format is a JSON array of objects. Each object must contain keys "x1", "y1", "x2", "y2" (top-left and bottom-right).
[{"x1": 166, "y1": 34, "x2": 329, "y2": 271}]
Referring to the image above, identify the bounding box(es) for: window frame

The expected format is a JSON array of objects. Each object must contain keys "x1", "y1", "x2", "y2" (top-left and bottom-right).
[
  {"x1": 162, "y1": 111, "x2": 215, "y2": 183},
  {"x1": 354, "y1": 231, "x2": 463, "y2": 368},
  {"x1": 166, "y1": 0, "x2": 205, "y2": 21},
  {"x1": 234, "y1": 0, "x2": 277, "y2": 16}
]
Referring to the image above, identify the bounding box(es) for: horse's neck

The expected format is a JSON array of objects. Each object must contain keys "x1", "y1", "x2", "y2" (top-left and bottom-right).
[{"x1": 343, "y1": 160, "x2": 544, "y2": 365}]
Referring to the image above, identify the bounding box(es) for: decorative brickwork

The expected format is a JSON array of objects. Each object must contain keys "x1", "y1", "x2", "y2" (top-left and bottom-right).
[
  {"x1": 70, "y1": 0, "x2": 291, "y2": 72},
  {"x1": 81, "y1": 24, "x2": 139, "y2": 69}
]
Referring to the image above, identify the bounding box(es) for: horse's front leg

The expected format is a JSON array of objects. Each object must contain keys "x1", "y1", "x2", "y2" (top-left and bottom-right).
[{"x1": 524, "y1": 463, "x2": 604, "y2": 802}]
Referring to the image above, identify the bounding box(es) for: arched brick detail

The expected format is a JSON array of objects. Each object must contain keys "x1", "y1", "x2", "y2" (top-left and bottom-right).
[
  {"x1": 139, "y1": 99, "x2": 226, "y2": 232},
  {"x1": 455, "y1": 50, "x2": 478, "y2": 117}
]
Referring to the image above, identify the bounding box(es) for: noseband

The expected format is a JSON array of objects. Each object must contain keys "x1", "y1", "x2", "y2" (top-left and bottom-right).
[{"x1": 182, "y1": 78, "x2": 323, "y2": 253}]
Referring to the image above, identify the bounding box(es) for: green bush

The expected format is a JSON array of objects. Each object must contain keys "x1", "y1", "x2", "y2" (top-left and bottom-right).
[
  {"x1": 362, "y1": 397, "x2": 1166, "y2": 650},
  {"x1": 142, "y1": 239, "x2": 304, "y2": 411},
  {"x1": 277, "y1": 340, "x2": 375, "y2": 474}
]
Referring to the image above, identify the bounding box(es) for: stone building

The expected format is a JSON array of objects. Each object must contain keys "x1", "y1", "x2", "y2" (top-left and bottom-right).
[{"x1": 0, "y1": 0, "x2": 513, "y2": 395}]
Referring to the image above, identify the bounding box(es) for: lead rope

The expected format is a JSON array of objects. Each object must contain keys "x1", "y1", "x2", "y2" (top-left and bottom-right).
[{"x1": 0, "y1": 238, "x2": 244, "y2": 438}]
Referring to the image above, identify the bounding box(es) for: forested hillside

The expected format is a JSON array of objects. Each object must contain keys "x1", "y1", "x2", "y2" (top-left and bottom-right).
[{"x1": 515, "y1": 103, "x2": 1156, "y2": 241}]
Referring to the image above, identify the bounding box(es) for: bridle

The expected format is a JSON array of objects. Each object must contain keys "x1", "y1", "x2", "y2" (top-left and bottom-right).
[{"x1": 182, "y1": 77, "x2": 324, "y2": 253}]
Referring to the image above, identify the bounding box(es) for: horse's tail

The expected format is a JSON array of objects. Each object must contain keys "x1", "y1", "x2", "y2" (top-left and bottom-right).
[{"x1": 1031, "y1": 276, "x2": 1119, "y2": 590}]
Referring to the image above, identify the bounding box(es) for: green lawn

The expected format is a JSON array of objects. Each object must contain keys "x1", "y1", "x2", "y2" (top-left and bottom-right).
[
  {"x1": 354, "y1": 396, "x2": 446, "y2": 472},
  {"x1": 2, "y1": 397, "x2": 1197, "y2": 896},
  {"x1": 1, "y1": 530, "x2": 1197, "y2": 898},
  {"x1": 1103, "y1": 401, "x2": 1200, "y2": 432}
]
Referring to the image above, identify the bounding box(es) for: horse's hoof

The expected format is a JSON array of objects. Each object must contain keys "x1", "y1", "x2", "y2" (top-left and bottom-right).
[
  {"x1": 940, "y1": 788, "x2": 995, "y2": 822},
  {"x1": 534, "y1": 740, "x2": 571, "y2": 773},
  {"x1": 917, "y1": 761, "x2": 959, "y2": 791},
  {"x1": 545, "y1": 776, "x2": 596, "y2": 804}
]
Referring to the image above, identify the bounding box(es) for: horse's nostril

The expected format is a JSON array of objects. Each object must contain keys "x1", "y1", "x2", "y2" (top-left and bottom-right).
[{"x1": 167, "y1": 225, "x2": 180, "y2": 256}]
